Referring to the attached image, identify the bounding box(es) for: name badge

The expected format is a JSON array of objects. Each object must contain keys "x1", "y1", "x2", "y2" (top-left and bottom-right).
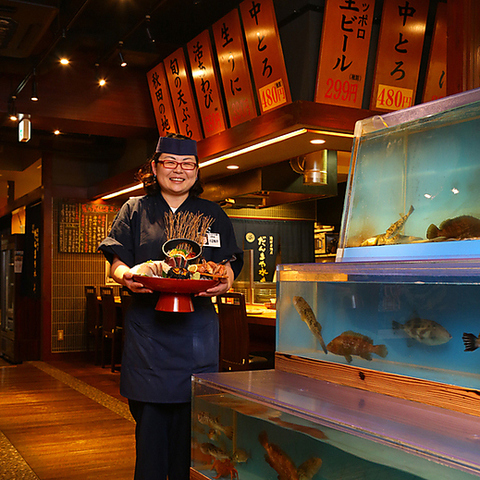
[{"x1": 205, "y1": 232, "x2": 221, "y2": 248}]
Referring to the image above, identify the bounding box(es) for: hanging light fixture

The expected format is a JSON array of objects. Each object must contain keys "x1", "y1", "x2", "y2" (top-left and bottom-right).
[
  {"x1": 31, "y1": 69, "x2": 39, "y2": 101},
  {"x1": 58, "y1": 29, "x2": 70, "y2": 65},
  {"x1": 118, "y1": 41, "x2": 127, "y2": 67},
  {"x1": 145, "y1": 15, "x2": 155, "y2": 43},
  {"x1": 8, "y1": 95, "x2": 18, "y2": 121}
]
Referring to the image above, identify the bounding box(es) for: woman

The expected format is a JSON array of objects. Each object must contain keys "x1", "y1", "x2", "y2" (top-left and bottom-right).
[{"x1": 98, "y1": 133, "x2": 243, "y2": 480}]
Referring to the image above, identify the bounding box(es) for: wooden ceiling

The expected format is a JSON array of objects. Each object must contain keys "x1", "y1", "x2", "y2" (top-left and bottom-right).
[{"x1": 0, "y1": 0, "x2": 244, "y2": 176}]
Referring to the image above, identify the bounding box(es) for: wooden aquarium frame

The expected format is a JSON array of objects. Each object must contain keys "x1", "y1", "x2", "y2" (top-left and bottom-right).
[{"x1": 275, "y1": 352, "x2": 480, "y2": 418}]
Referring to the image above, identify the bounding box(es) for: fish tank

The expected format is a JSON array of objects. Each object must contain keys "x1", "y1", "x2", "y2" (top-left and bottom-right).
[
  {"x1": 338, "y1": 88, "x2": 480, "y2": 262},
  {"x1": 191, "y1": 370, "x2": 480, "y2": 479},
  {"x1": 275, "y1": 259, "x2": 480, "y2": 404}
]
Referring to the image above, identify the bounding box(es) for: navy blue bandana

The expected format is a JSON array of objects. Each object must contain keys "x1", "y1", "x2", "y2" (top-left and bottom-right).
[{"x1": 155, "y1": 136, "x2": 197, "y2": 156}]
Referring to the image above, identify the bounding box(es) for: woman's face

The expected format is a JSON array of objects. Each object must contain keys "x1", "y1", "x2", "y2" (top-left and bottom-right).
[{"x1": 152, "y1": 153, "x2": 198, "y2": 198}]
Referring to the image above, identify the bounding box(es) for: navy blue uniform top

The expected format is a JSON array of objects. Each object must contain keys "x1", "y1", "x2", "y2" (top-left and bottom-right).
[{"x1": 98, "y1": 193, "x2": 243, "y2": 403}]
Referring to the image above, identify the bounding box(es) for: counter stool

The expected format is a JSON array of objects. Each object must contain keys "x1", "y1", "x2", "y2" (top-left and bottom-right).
[{"x1": 100, "y1": 286, "x2": 122, "y2": 372}]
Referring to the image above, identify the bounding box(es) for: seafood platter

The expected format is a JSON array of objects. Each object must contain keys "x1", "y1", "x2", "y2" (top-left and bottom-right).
[
  {"x1": 131, "y1": 237, "x2": 228, "y2": 312},
  {"x1": 191, "y1": 370, "x2": 480, "y2": 480},
  {"x1": 337, "y1": 88, "x2": 480, "y2": 261}
]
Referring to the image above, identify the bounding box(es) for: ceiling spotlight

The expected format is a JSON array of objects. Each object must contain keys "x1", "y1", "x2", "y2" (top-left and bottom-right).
[
  {"x1": 60, "y1": 57, "x2": 70, "y2": 65},
  {"x1": 118, "y1": 41, "x2": 127, "y2": 67},
  {"x1": 310, "y1": 139, "x2": 326, "y2": 145},
  {"x1": 95, "y1": 63, "x2": 107, "y2": 87},
  {"x1": 145, "y1": 15, "x2": 155, "y2": 43},
  {"x1": 31, "y1": 69, "x2": 38, "y2": 101},
  {"x1": 53, "y1": 129, "x2": 61, "y2": 135}
]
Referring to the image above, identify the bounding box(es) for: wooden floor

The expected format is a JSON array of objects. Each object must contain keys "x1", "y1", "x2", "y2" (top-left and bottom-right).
[{"x1": 0, "y1": 359, "x2": 136, "y2": 480}]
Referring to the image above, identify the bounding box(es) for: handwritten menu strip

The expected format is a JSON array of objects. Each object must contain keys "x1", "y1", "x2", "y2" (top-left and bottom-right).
[{"x1": 59, "y1": 202, "x2": 119, "y2": 254}]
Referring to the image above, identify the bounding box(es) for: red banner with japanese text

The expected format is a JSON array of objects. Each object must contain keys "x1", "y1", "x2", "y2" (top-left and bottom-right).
[
  {"x1": 239, "y1": 0, "x2": 291, "y2": 114},
  {"x1": 422, "y1": 1, "x2": 446, "y2": 103},
  {"x1": 212, "y1": 9, "x2": 258, "y2": 127},
  {"x1": 187, "y1": 30, "x2": 227, "y2": 138},
  {"x1": 147, "y1": 61, "x2": 178, "y2": 136},
  {"x1": 315, "y1": 0, "x2": 376, "y2": 108},
  {"x1": 164, "y1": 47, "x2": 203, "y2": 141},
  {"x1": 371, "y1": 0, "x2": 429, "y2": 112}
]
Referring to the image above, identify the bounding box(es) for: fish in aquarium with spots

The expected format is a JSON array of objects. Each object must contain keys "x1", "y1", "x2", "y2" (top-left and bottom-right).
[
  {"x1": 293, "y1": 296, "x2": 328, "y2": 354},
  {"x1": 259, "y1": 431, "x2": 322, "y2": 480},
  {"x1": 197, "y1": 411, "x2": 233, "y2": 440},
  {"x1": 392, "y1": 315, "x2": 452, "y2": 346},
  {"x1": 327, "y1": 331, "x2": 388, "y2": 363},
  {"x1": 426, "y1": 215, "x2": 480, "y2": 240},
  {"x1": 462, "y1": 332, "x2": 480, "y2": 352},
  {"x1": 199, "y1": 442, "x2": 231, "y2": 461},
  {"x1": 231, "y1": 448, "x2": 250, "y2": 464}
]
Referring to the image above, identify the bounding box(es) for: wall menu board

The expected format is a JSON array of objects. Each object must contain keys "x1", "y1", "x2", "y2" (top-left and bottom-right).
[{"x1": 58, "y1": 202, "x2": 120, "y2": 254}]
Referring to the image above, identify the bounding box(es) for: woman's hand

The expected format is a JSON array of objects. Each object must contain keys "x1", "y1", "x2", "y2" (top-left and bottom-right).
[
  {"x1": 111, "y1": 255, "x2": 153, "y2": 294},
  {"x1": 122, "y1": 269, "x2": 153, "y2": 294},
  {"x1": 196, "y1": 262, "x2": 234, "y2": 297}
]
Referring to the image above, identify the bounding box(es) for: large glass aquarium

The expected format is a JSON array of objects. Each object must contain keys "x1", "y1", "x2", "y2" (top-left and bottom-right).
[
  {"x1": 276, "y1": 260, "x2": 480, "y2": 402},
  {"x1": 191, "y1": 370, "x2": 480, "y2": 480},
  {"x1": 338, "y1": 88, "x2": 480, "y2": 261}
]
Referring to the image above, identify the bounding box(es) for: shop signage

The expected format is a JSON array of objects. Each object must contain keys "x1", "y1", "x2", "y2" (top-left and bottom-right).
[
  {"x1": 187, "y1": 30, "x2": 228, "y2": 138},
  {"x1": 212, "y1": 9, "x2": 258, "y2": 127},
  {"x1": 239, "y1": 0, "x2": 291, "y2": 114},
  {"x1": 147, "y1": 61, "x2": 178, "y2": 136},
  {"x1": 422, "y1": 2, "x2": 446, "y2": 103},
  {"x1": 245, "y1": 231, "x2": 276, "y2": 282},
  {"x1": 371, "y1": 0, "x2": 429, "y2": 111},
  {"x1": 58, "y1": 202, "x2": 119, "y2": 254},
  {"x1": 164, "y1": 47, "x2": 203, "y2": 140},
  {"x1": 315, "y1": 0, "x2": 376, "y2": 109}
]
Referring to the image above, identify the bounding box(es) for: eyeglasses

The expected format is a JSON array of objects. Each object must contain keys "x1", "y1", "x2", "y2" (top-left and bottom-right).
[{"x1": 157, "y1": 160, "x2": 197, "y2": 171}]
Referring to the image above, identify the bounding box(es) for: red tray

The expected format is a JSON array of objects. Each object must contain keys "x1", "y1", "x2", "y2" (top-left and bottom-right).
[{"x1": 133, "y1": 275, "x2": 218, "y2": 312}]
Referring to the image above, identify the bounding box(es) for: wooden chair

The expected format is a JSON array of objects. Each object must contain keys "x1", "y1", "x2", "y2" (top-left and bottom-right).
[
  {"x1": 84, "y1": 286, "x2": 101, "y2": 365},
  {"x1": 100, "y1": 286, "x2": 122, "y2": 372},
  {"x1": 216, "y1": 292, "x2": 273, "y2": 372}
]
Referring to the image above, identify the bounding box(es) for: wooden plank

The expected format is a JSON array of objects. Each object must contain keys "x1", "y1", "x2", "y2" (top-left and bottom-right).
[
  {"x1": 0, "y1": 362, "x2": 135, "y2": 479},
  {"x1": 275, "y1": 353, "x2": 480, "y2": 418}
]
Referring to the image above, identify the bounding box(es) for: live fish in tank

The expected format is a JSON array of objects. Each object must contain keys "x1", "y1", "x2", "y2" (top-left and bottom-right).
[
  {"x1": 269, "y1": 416, "x2": 328, "y2": 440},
  {"x1": 297, "y1": 457, "x2": 323, "y2": 480},
  {"x1": 392, "y1": 316, "x2": 452, "y2": 346},
  {"x1": 462, "y1": 332, "x2": 480, "y2": 352},
  {"x1": 426, "y1": 214, "x2": 480, "y2": 240},
  {"x1": 197, "y1": 411, "x2": 233, "y2": 440},
  {"x1": 259, "y1": 431, "x2": 322, "y2": 480},
  {"x1": 361, "y1": 205, "x2": 418, "y2": 246},
  {"x1": 293, "y1": 296, "x2": 328, "y2": 354},
  {"x1": 199, "y1": 442, "x2": 231, "y2": 461},
  {"x1": 231, "y1": 448, "x2": 250, "y2": 463},
  {"x1": 327, "y1": 331, "x2": 388, "y2": 363}
]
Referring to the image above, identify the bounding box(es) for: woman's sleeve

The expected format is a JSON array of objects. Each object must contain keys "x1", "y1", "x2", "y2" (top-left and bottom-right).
[
  {"x1": 215, "y1": 208, "x2": 244, "y2": 279},
  {"x1": 98, "y1": 202, "x2": 136, "y2": 267}
]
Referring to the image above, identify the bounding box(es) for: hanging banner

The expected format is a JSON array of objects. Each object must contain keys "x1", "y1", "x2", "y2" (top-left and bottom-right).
[
  {"x1": 164, "y1": 47, "x2": 203, "y2": 141},
  {"x1": 212, "y1": 9, "x2": 258, "y2": 127},
  {"x1": 187, "y1": 30, "x2": 227, "y2": 138},
  {"x1": 315, "y1": 0, "x2": 376, "y2": 109},
  {"x1": 370, "y1": 0, "x2": 429, "y2": 112},
  {"x1": 422, "y1": 2, "x2": 446, "y2": 102},
  {"x1": 147, "y1": 61, "x2": 178, "y2": 136},
  {"x1": 245, "y1": 229, "x2": 277, "y2": 283},
  {"x1": 239, "y1": 0, "x2": 291, "y2": 114}
]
